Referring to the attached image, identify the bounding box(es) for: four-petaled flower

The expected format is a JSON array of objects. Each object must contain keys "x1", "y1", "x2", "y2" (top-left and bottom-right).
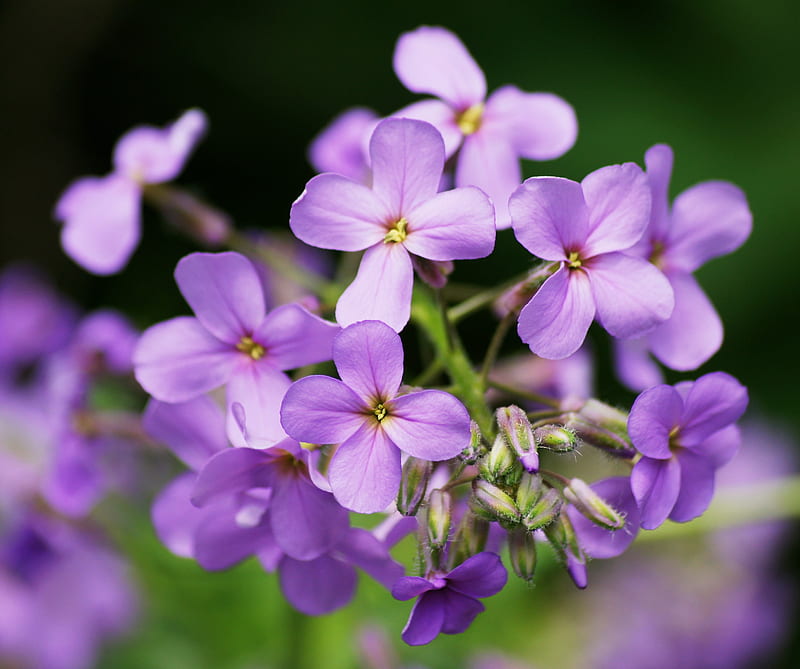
[
  {"x1": 628, "y1": 371, "x2": 748, "y2": 529},
  {"x1": 509, "y1": 163, "x2": 675, "y2": 359},
  {"x1": 280, "y1": 320, "x2": 471, "y2": 513},
  {"x1": 290, "y1": 117, "x2": 495, "y2": 332}
]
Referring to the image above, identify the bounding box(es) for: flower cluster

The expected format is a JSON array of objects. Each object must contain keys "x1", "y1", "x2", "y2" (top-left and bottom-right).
[{"x1": 46, "y1": 24, "x2": 755, "y2": 652}]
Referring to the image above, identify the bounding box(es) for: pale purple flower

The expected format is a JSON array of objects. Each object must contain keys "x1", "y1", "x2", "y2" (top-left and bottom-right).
[
  {"x1": 134, "y1": 251, "x2": 339, "y2": 444},
  {"x1": 615, "y1": 144, "x2": 753, "y2": 389},
  {"x1": 509, "y1": 163, "x2": 675, "y2": 359},
  {"x1": 308, "y1": 107, "x2": 378, "y2": 183},
  {"x1": 392, "y1": 26, "x2": 577, "y2": 228},
  {"x1": 391, "y1": 552, "x2": 508, "y2": 646},
  {"x1": 628, "y1": 371, "x2": 748, "y2": 530},
  {"x1": 54, "y1": 109, "x2": 207, "y2": 275},
  {"x1": 280, "y1": 320, "x2": 471, "y2": 513},
  {"x1": 290, "y1": 117, "x2": 495, "y2": 331}
]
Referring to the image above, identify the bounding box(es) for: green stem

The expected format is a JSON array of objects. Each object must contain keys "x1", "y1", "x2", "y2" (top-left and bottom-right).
[
  {"x1": 479, "y1": 310, "x2": 516, "y2": 385},
  {"x1": 486, "y1": 378, "x2": 561, "y2": 410},
  {"x1": 447, "y1": 270, "x2": 529, "y2": 323}
]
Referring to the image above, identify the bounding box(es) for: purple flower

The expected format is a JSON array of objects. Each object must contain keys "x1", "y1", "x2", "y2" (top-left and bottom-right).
[
  {"x1": 628, "y1": 371, "x2": 748, "y2": 529},
  {"x1": 391, "y1": 552, "x2": 507, "y2": 646},
  {"x1": 54, "y1": 109, "x2": 207, "y2": 274},
  {"x1": 280, "y1": 320, "x2": 471, "y2": 512},
  {"x1": 290, "y1": 117, "x2": 495, "y2": 331},
  {"x1": 509, "y1": 163, "x2": 675, "y2": 359},
  {"x1": 308, "y1": 107, "x2": 378, "y2": 183},
  {"x1": 392, "y1": 26, "x2": 577, "y2": 228},
  {"x1": 615, "y1": 144, "x2": 752, "y2": 389},
  {"x1": 134, "y1": 251, "x2": 339, "y2": 444}
]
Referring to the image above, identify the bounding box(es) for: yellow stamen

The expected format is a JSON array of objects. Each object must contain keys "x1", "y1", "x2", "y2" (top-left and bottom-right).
[
  {"x1": 373, "y1": 403, "x2": 388, "y2": 422},
  {"x1": 456, "y1": 103, "x2": 484, "y2": 135},
  {"x1": 236, "y1": 335, "x2": 266, "y2": 360},
  {"x1": 384, "y1": 218, "x2": 408, "y2": 244},
  {"x1": 567, "y1": 251, "x2": 582, "y2": 269}
]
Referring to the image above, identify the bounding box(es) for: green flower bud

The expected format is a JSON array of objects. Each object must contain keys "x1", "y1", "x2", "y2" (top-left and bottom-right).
[
  {"x1": 563, "y1": 478, "x2": 625, "y2": 530},
  {"x1": 515, "y1": 472, "x2": 544, "y2": 516},
  {"x1": 396, "y1": 456, "x2": 432, "y2": 516},
  {"x1": 543, "y1": 511, "x2": 587, "y2": 589},
  {"x1": 448, "y1": 511, "x2": 490, "y2": 569},
  {"x1": 470, "y1": 479, "x2": 520, "y2": 524},
  {"x1": 479, "y1": 434, "x2": 519, "y2": 484},
  {"x1": 508, "y1": 528, "x2": 538, "y2": 583},
  {"x1": 460, "y1": 420, "x2": 485, "y2": 464},
  {"x1": 426, "y1": 489, "x2": 452, "y2": 548},
  {"x1": 533, "y1": 424, "x2": 580, "y2": 453},
  {"x1": 496, "y1": 405, "x2": 539, "y2": 472},
  {"x1": 522, "y1": 487, "x2": 563, "y2": 531}
]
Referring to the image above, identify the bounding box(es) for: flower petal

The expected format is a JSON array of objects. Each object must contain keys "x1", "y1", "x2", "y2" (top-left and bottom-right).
[
  {"x1": 280, "y1": 554, "x2": 356, "y2": 615},
  {"x1": 194, "y1": 508, "x2": 274, "y2": 571},
  {"x1": 226, "y1": 362, "x2": 290, "y2": 446},
  {"x1": 113, "y1": 109, "x2": 207, "y2": 183},
  {"x1": 666, "y1": 181, "x2": 752, "y2": 272},
  {"x1": 335, "y1": 243, "x2": 414, "y2": 332},
  {"x1": 175, "y1": 252, "x2": 265, "y2": 344},
  {"x1": 454, "y1": 127, "x2": 520, "y2": 229},
  {"x1": 613, "y1": 337, "x2": 665, "y2": 392},
  {"x1": 290, "y1": 174, "x2": 389, "y2": 251},
  {"x1": 369, "y1": 118, "x2": 444, "y2": 217},
  {"x1": 403, "y1": 187, "x2": 495, "y2": 260},
  {"x1": 440, "y1": 590, "x2": 486, "y2": 635},
  {"x1": 401, "y1": 591, "x2": 446, "y2": 646},
  {"x1": 382, "y1": 390, "x2": 470, "y2": 461},
  {"x1": 678, "y1": 372, "x2": 748, "y2": 446},
  {"x1": 446, "y1": 552, "x2": 508, "y2": 598},
  {"x1": 484, "y1": 85, "x2": 577, "y2": 161},
  {"x1": 393, "y1": 26, "x2": 486, "y2": 109},
  {"x1": 191, "y1": 447, "x2": 274, "y2": 507},
  {"x1": 142, "y1": 397, "x2": 226, "y2": 471},
  {"x1": 644, "y1": 144, "x2": 674, "y2": 242},
  {"x1": 271, "y1": 473, "x2": 349, "y2": 561},
  {"x1": 631, "y1": 455, "x2": 681, "y2": 530},
  {"x1": 588, "y1": 252, "x2": 674, "y2": 339},
  {"x1": 151, "y1": 473, "x2": 204, "y2": 558},
  {"x1": 335, "y1": 528, "x2": 405, "y2": 589},
  {"x1": 509, "y1": 177, "x2": 587, "y2": 259},
  {"x1": 517, "y1": 267, "x2": 596, "y2": 360},
  {"x1": 134, "y1": 316, "x2": 238, "y2": 402},
  {"x1": 581, "y1": 163, "x2": 651, "y2": 257},
  {"x1": 391, "y1": 99, "x2": 463, "y2": 157},
  {"x1": 280, "y1": 375, "x2": 366, "y2": 444},
  {"x1": 695, "y1": 424, "x2": 740, "y2": 468},
  {"x1": 328, "y1": 421, "x2": 401, "y2": 513},
  {"x1": 648, "y1": 271, "x2": 723, "y2": 371},
  {"x1": 392, "y1": 576, "x2": 437, "y2": 601},
  {"x1": 669, "y1": 451, "x2": 716, "y2": 523},
  {"x1": 308, "y1": 107, "x2": 377, "y2": 181},
  {"x1": 254, "y1": 304, "x2": 338, "y2": 370},
  {"x1": 628, "y1": 384, "x2": 683, "y2": 459},
  {"x1": 57, "y1": 174, "x2": 141, "y2": 275}
]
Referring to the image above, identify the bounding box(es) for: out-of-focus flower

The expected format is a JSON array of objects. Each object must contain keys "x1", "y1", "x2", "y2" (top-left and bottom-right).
[{"x1": 308, "y1": 107, "x2": 378, "y2": 183}]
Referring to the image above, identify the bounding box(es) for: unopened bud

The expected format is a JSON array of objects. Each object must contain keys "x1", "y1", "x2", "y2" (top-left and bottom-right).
[
  {"x1": 515, "y1": 472, "x2": 544, "y2": 516},
  {"x1": 533, "y1": 424, "x2": 580, "y2": 453},
  {"x1": 544, "y1": 512, "x2": 587, "y2": 589},
  {"x1": 144, "y1": 184, "x2": 231, "y2": 246},
  {"x1": 470, "y1": 479, "x2": 520, "y2": 524},
  {"x1": 479, "y1": 435, "x2": 519, "y2": 484},
  {"x1": 460, "y1": 421, "x2": 485, "y2": 464},
  {"x1": 564, "y1": 413, "x2": 634, "y2": 457},
  {"x1": 426, "y1": 489, "x2": 452, "y2": 548},
  {"x1": 496, "y1": 405, "x2": 539, "y2": 472},
  {"x1": 508, "y1": 528, "x2": 538, "y2": 583},
  {"x1": 522, "y1": 487, "x2": 563, "y2": 531},
  {"x1": 493, "y1": 261, "x2": 559, "y2": 316},
  {"x1": 396, "y1": 457, "x2": 432, "y2": 516},
  {"x1": 448, "y1": 511, "x2": 490, "y2": 568},
  {"x1": 563, "y1": 478, "x2": 625, "y2": 530},
  {"x1": 412, "y1": 256, "x2": 454, "y2": 289}
]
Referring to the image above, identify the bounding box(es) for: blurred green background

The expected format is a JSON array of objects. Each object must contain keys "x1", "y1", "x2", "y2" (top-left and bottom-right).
[{"x1": 1, "y1": 0, "x2": 798, "y2": 667}]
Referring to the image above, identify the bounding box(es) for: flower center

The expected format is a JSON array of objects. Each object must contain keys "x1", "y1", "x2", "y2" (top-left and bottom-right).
[
  {"x1": 455, "y1": 103, "x2": 484, "y2": 135},
  {"x1": 236, "y1": 335, "x2": 266, "y2": 360},
  {"x1": 567, "y1": 251, "x2": 583, "y2": 269},
  {"x1": 384, "y1": 218, "x2": 408, "y2": 244},
  {"x1": 373, "y1": 403, "x2": 388, "y2": 422},
  {"x1": 649, "y1": 240, "x2": 666, "y2": 269}
]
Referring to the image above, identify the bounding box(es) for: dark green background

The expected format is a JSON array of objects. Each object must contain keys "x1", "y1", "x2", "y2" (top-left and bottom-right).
[{"x1": 1, "y1": 0, "x2": 798, "y2": 667}]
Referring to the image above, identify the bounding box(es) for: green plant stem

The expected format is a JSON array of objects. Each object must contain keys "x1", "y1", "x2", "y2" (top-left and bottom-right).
[
  {"x1": 479, "y1": 310, "x2": 516, "y2": 385},
  {"x1": 446, "y1": 271, "x2": 529, "y2": 323},
  {"x1": 486, "y1": 378, "x2": 561, "y2": 410}
]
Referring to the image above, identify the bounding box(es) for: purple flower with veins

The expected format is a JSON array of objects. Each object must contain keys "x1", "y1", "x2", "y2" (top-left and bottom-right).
[
  {"x1": 54, "y1": 109, "x2": 207, "y2": 275},
  {"x1": 308, "y1": 107, "x2": 378, "y2": 183},
  {"x1": 509, "y1": 163, "x2": 675, "y2": 359},
  {"x1": 290, "y1": 117, "x2": 495, "y2": 331},
  {"x1": 134, "y1": 251, "x2": 339, "y2": 444},
  {"x1": 392, "y1": 25, "x2": 577, "y2": 228},
  {"x1": 629, "y1": 371, "x2": 748, "y2": 530},
  {"x1": 615, "y1": 144, "x2": 753, "y2": 390},
  {"x1": 391, "y1": 552, "x2": 507, "y2": 646},
  {"x1": 281, "y1": 320, "x2": 471, "y2": 513}
]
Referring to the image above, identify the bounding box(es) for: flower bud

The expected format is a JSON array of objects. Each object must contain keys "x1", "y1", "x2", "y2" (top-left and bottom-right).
[
  {"x1": 508, "y1": 528, "x2": 538, "y2": 583},
  {"x1": 448, "y1": 511, "x2": 489, "y2": 569},
  {"x1": 533, "y1": 424, "x2": 580, "y2": 453},
  {"x1": 522, "y1": 487, "x2": 563, "y2": 531},
  {"x1": 544, "y1": 511, "x2": 587, "y2": 589},
  {"x1": 396, "y1": 457, "x2": 432, "y2": 516},
  {"x1": 515, "y1": 472, "x2": 544, "y2": 516},
  {"x1": 426, "y1": 489, "x2": 452, "y2": 548},
  {"x1": 460, "y1": 421, "x2": 485, "y2": 464},
  {"x1": 143, "y1": 184, "x2": 231, "y2": 246},
  {"x1": 496, "y1": 405, "x2": 539, "y2": 472},
  {"x1": 564, "y1": 413, "x2": 634, "y2": 457},
  {"x1": 470, "y1": 479, "x2": 520, "y2": 524},
  {"x1": 479, "y1": 435, "x2": 519, "y2": 484},
  {"x1": 563, "y1": 478, "x2": 625, "y2": 530},
  {"x1": 412, "y1": 256, "x2": 454, "y2": 289}
]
